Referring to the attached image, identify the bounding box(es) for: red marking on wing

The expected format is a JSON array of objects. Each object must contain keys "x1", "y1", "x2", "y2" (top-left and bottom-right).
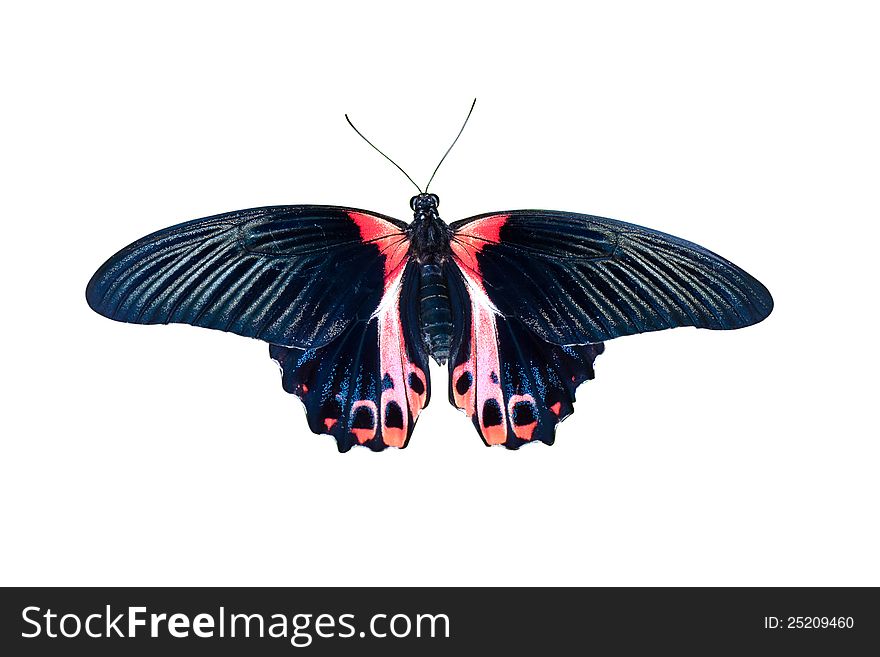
[
  {"x1": 450, "y1": 214, "x2": 508, "y2": 277},
  {"x1": 351, "y1": 428, "x2": 374, "y2": 444},
  {"x1": 550, "y1": 401, "x2": 562, "y2": 416},
  {"x1": 349, "y1": 211, "x2": 410, "y2": 291},
  {"x1": 452, "y1": 362, "x2": 475, "y2": 416},
  {"x1": 323, "y1": 417, "x2": 337, "y2": 430}
]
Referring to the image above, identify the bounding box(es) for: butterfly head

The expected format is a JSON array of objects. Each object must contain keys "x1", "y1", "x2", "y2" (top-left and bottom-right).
[{"x1": 410, "y1": 193, "x2": 440, "y2": 212}]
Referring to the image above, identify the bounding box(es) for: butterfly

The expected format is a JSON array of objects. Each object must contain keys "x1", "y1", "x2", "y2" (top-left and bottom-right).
[{"x1": 86, "y1": 101, "x2": 773, "y2": 452}]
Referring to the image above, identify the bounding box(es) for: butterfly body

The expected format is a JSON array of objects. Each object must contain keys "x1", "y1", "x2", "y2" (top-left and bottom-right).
[
  {"x1": 417, "y1": 261, "x2": 453, "y2": 366},
  {"x1": 407, "y1": 193, "x2": 455, "y2": 365}
]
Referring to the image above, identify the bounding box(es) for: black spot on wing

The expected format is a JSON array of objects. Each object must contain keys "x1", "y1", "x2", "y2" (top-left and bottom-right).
[
  {"x1": 408, "y1": 371, "x2": 425, "y2": 395},
  {"x1": 351, "y1": 406, "x2": 375, "y2": 429},
  {"x1": 455, "y1": 371, "x2": 472, "y2": 395},
  {"x1": 481, "y1": 399, "x2": 503, "y2": 427},
  {"x1": 512, "y1": 401, "x2": 537, "y2": 426},
  {"x1": 384, "y1": 401, "x2": 404, "y2": 429}
]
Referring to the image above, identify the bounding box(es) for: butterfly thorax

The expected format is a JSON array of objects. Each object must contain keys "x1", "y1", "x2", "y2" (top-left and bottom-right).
[
  {"x1": 408, "y1": 195, "x2": 452, "y2": 264},
  {"x1": 407, "y1": 194, "x2": 454, "y2": 365}
]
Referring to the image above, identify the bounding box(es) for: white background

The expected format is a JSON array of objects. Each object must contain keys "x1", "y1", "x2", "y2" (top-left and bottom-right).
[{"x1": 2, "y1": 1, "x2": 878, "y2": 586}]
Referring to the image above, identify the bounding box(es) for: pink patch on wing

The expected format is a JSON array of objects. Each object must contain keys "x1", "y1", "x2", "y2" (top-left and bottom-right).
[
  {"x1": 349, "y1": 211, "x2": 410, "y2": 290},
  {"x1": 452, "y1": 265, "x2": 508, "y2": 446},
  {"x1": 349, "y1": 214, "x2": 424, "y2": 449},
  {"x1": 375, "y1": 265, "x2": 426, "y2": 448},
  {"x1": 450, "y1": 214, "x2": 508, "y2": 278},
  {"x1": 450, "y1": 216, "x2": 509, "y2": 443},
  {"x1": 474, "y1": 299, "x2": 506, "y2": 445}
]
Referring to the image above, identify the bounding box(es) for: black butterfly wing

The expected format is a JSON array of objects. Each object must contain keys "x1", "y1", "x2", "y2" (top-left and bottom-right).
[
  {"x1": 449, "y1": 210, "x2": 773, "y2": 345},
  {"x1": 86, "y1": 205, "x2": 410, "y2": 349},
  {"x1": 270, "y1": 260, "x2": 430, "y2": 452},
  {"x1": 444, "y1": 210, "x2": 772, "y2": 447},
  {"x1": 87, "y1": 205, "x2": 430, "y2": 451}
]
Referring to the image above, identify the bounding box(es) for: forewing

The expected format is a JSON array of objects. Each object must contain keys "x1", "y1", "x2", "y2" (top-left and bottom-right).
[
  {"x1": 86, "y1": 206, "x2": 410, "y2": 349},
  {"x1": 449, "y1": 210, "x2": 773, "y2": 345},
  {"x1": 270, "y1": 261, "x2": 430, "y2": 451}
]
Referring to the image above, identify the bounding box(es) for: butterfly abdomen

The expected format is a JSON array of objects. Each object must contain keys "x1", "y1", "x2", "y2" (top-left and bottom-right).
[{"x1": 418, "y1": 262, "x2": 453, "y2": 365}]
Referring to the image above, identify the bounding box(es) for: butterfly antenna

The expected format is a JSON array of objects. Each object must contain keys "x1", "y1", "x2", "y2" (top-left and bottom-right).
[
  {"x1": 345, "y1": 113, "x2": 422, "y2": 193},
  {"x1": 425, "y1": 98, "x2": 477, "y2": 193}
]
